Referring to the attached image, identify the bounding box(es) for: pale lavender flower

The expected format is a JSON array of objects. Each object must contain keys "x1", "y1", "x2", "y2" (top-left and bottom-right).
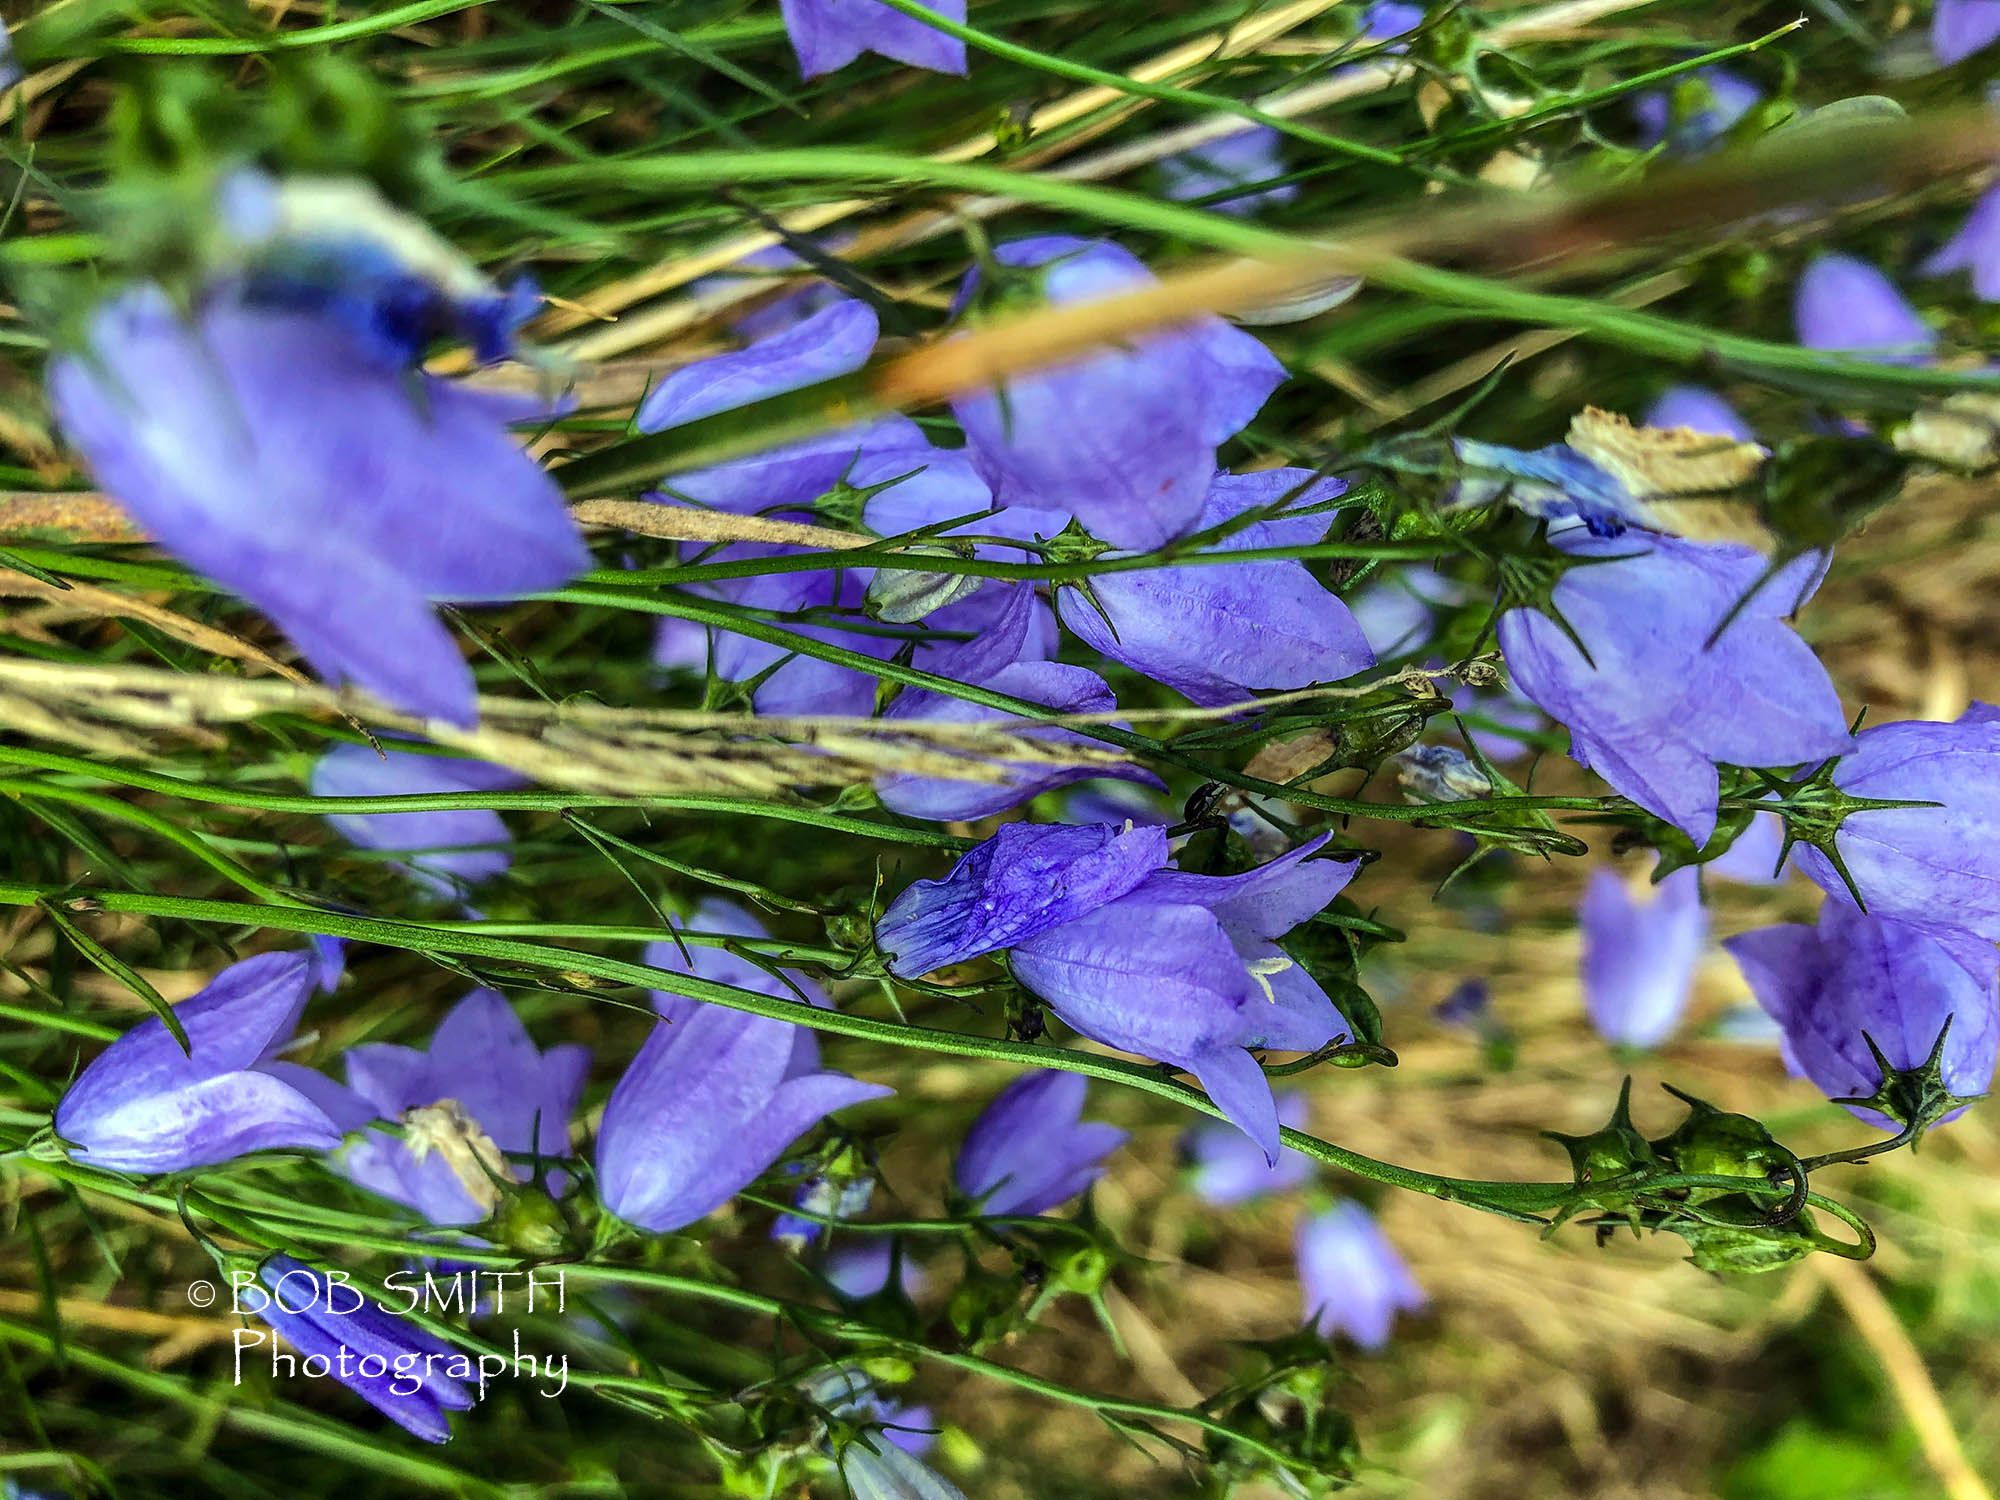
[
  {"x1": 1923, "y1": 183, "x2": 2000, "y2": 301},
  {"x1": 48, "y1": 286, "x2": 585, "y2": 724},
  {"x1": 310, "y1": 743, "x2": 527, "y2": 898},
  {"x1": 1159, "y1": 126, "x2": 1296, "y2": 216},
  {"x1": 842, "y1": 1437, "x2": 966, "y2": 1500},
  {"x1": 1184, "y1": 1093, "x2": 1313, "y2": 1206},
  {"x1": 1790, "y1": 703, "x2": 2000, "y2": 945},
  {"x1": 1297, "y1": 1202, "x2": 1424, "y2": 1350},
  {"x1": 1055, "y1": 468, "x2": 1375, "y2": 706},
  {"x1": 781, "y1": 0, "x2": 967, "y2": 79},
  {"x1": 1795, "y1": 254, "x2": 1936, "y2": 363},
  {"x1": 951, "y1": 237, "x2": 1286, "y2": 550},
  {"x1": 1934, "y1": 0, "x2": 2000, "y2": 65},
  {"x1": 954, "y1": 1070, "x2": 1127, "y2": 1215},
  {"x1": 55, "y1": 952, "x2": 342, "y2": 1173},
  {"x1": 1580, "y1": 864, "x2": 1705, "y2": 1049},
  {"x1": 1497, "y1": 529, "x2": 1852, "y2": 844},
  {"x1": 596, "y1": 1006, "x2": 889, "y2": 1233},
  {"x1": 1632, "y1": 68, "x2": 1761, "y2": 155},
  {"x1": 1726, "y1": 899, "x2": 1999, "y2": 1126},
  {"x1": 1644, "y1": 386, "x2": 1752, "y2": 440}
]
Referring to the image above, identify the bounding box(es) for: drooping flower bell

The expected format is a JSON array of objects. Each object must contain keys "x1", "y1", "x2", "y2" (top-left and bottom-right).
[
  {"x1": 1296, "y1": 1202, "x2": 1424, "y2": 1350},
  {"x1": 841, "y1": 1435, "x2": 968, "y2": 1500},
  {"x1": 878, "y1": 822, "x2": 1361, "y2": 1160},
  {"x1": 1497, "y1": 528, "x2": 1852, "y2": 844},
  {"x1": 1183, "y1": 1093, "x2": 1314, "y2": 1207},
  {"x1": 1923, "y1": 184, "x2": 2000, "y2": 301},
  {"x1": 1726, "y1": 899, "x2": 2000, "y2": 1127},
  {"x1": 54, "y1": 951, "x2": 342, "y2": 1173},
  {"x1": 304, "y1": 988, "x2": 587, "y2": 1226},
  {"x1": 1579, "y1": 863, "x2": 1705, "y2": 1049},
  {"x1": 780, "y1": 0, "x2": 967, "y2": 79},
  {"x1": 595, "y1": 1003, "x2": 889, "y2": 1233},
  {"x1": 1794, "y1": 254, "x2": 1936, "y2": 363},
  {"x1": 1787, "y1": 703, "x2": 2000, "y2": 946},
  {"x1": 310, "y1": 743, "x2": 527, "y2": 900},
  {"x1": 1934, "y1": 0, "x2": 2000, "y2": 65},
  {"x1": 950, "y1": 237, "x2": 1286, "y2": 550},
  {"x1": 247, "y1": 1255, "x2": 473, "y2": 1443},
  {"x1": 47, "y1": 181, "x2": 587, "y2": 725},
  {"x1": 953, "y1": 1070, "x2": 1127, "y2": 1216},
  {"x1": 1054, "y1": 468, "x2": 1376, "y2": 707}
]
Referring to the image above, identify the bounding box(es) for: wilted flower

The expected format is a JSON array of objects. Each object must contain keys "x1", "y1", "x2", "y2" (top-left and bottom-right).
[
  {"x1": 55, "y1": 952, "x2": 342, "y2": 1173},
  {"x1": 1789, "y1": 704, "x2": 2000, "y2": 945},
  {"x1": 1395, "y1": 744, "x2": 1492, "y2": 803},
  {"x1": 1159, "y1": 126, "x2": 1296, "y2": 216},
  {"x1": 1794, "y1": 254, "x2": 1936, "y2": 363},
  {"x1": 1925, "y1": 183, "x2": 2000, "y2": 302},
  {"x1": 954, "y1": 1070, "x2": 1127, "y2": 1216},
  {"x1": 49, "y1": 213, "x2": 586, "y2": 724},
  {"x1": 1633, "y1": 67, "x2": 1761, "y2": 155},
  {"x1": 879, "y1": 822, "x2": 1361, "y2": 1159},
  {"x1": 1497, "y1": 528, "x2": 1852, "y2": 844},
  {"x1": 951, "y1": 237, "x2": 1286, "y2": 550},
  {"x1": 310, "y1": 743, "x2": 527, "y2": 898},
  {"x1": 1644, "y1": 385, "x2": 1751, "y2": 441},
  {"x1": 596, "y1": 1003, "x2": 889, "y2": 1233},
  {"x1": 1296, "y1": 1202, "x2": 1424, "y2": 1351},
  {"x1": 1934, "y1": 0, "x2": 2000, "y2": 65},
  {"x1": 781, "y1": 0, "x2": 966, "y2": 79},
  {"x1": 247, "y1": 1255, "x2": 473, "y2": 1443},
  {"x1": 841, "y1": 1436, "x2": 967, "y2": 1500},
  {"x1": 306, "y1": 989, "x2": 587, "y2": 1226},
  {"x1": 1054, "y1": 468, "x2": 1375, "y2": 706},
  {"x1": 1726, "y1": 900, "x2": 1999, "y2": 1126},
  {"x1": 1184, "y1": 1093, "x2": 1313, "y2": 1206},
  {"x1": 1579, "y1": 864, "x2": 1705, "y2": 1049}
]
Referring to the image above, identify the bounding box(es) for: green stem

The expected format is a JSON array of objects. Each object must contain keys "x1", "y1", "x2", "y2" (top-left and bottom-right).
[{"x1": 0, "y1": 880, "x2": 1570, "y2": 1220}]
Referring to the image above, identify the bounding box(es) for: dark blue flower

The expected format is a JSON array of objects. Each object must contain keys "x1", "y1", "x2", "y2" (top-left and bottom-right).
[
  {"x1": 55, "y1": 952, "x2": 342, "y2": 1173},
  {"x1": 251, "y1": 1255, "x2": 473, "y2": 1443}
]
